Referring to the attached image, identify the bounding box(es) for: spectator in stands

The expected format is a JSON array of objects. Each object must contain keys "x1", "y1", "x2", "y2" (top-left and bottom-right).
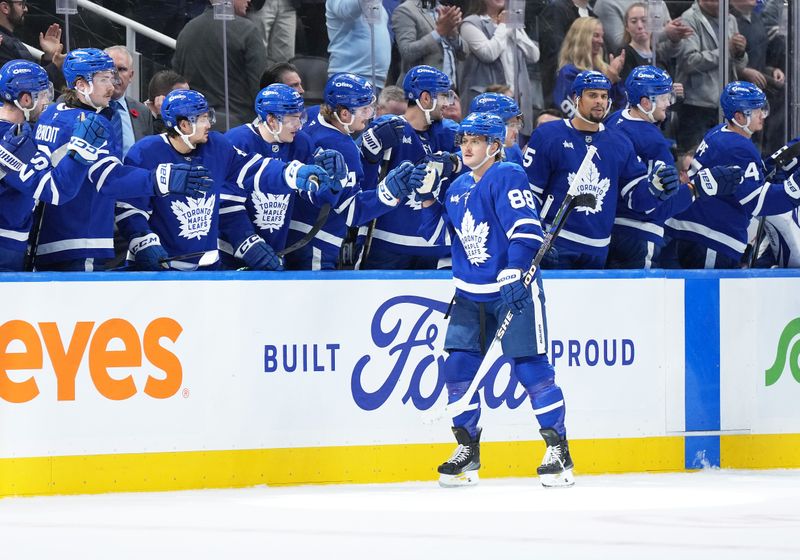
[
  {"x1": 534, "y1": 108, "x2": 562, "y2": 128},
  {"x1": 174, "y1": 0, "x2": 267, "y2": 130},
  {"x1": 616, "y1": 3, "x2": 685, "y2": 94},
  {"x1": 145, "y1": 70, "x2": 189, "y2": 133},
  {"x1": 485, "y1": 83, "x2": 512, "y2": 96},
  {"x1": 0, "y1": 1, "x2": 65, "y2": 91},
  {"x1": 105, "y1": 46, "x2": 154, "y2": 158},
  {"x1": 673, "y1": 0, "x2": 748, "y2": 152},
  {"x1": 248, "y1": 0, "x2": 299, "y2": 67},
  {"x1": 260, "y1": 61, "x2": 305, "y2": 93},
  {"x1": 594, "y1": 0, "x2": 691, "y2": 54},
  {"x1": 326, "y1": 0, "x2": 391, "y2": 89},
  {"x1": 441, "y1": 87, "x2": 461, "y2": 121},
  {"x1": 538, "y1": 0, "x2": 596, "y2": 110},
  {"x1": 391, "y1": 0, "x2": 466, "y2": 86},
  {"x1": 132, "y1": 0, "x2": 187, "y2": 86},
  {"x1": 459, "y1": 0, "x2": 539, "y2": 137},
  {"x1": 377, "y1": 84, "x2": 407, "y2": 116},
  {"x1": 552, "y1": 17, "x2": 626, "y2": 117}
]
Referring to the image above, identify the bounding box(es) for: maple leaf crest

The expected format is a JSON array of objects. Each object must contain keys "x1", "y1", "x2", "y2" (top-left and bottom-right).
[
  {"x1": 170, "y1": 195, "x2": 216, "y2": 240},
  {"x1": 566, "y1": 162, "x2": 611, "y2": 215},
  {"x1": 252, "y1": 190, "x2": 291, "y2": 232},
  {"x1": 455, "y1": 209, "x2": 491, "y2": 265}
]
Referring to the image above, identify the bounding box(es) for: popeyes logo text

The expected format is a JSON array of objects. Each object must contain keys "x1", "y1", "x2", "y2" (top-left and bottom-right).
[{"x1": 0, "y1": 317, "x2": 183, "y2": 403}]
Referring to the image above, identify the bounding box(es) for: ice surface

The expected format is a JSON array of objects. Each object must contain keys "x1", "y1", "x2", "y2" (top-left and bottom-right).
[{"x1": 1, "y1": 470, "x2": 798, "y2": 559}]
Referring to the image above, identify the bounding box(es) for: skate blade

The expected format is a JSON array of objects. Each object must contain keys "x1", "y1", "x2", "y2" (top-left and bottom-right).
[
  {"x1": 438, "y1": 470, "x2": 479, "y2": 488},
  {"x1": 539, "y1": 468, "x2": 575, "y2": 488}
]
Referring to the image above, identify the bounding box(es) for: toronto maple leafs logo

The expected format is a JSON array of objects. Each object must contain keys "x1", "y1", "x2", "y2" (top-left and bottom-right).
[
  {"x1": 252, "y1": 190, "x2": 291, "y2": 232},
  {"x1": 171, "y1": 195, "x2": 216, "y2": 240},
  {"x1": 567, "y1": 162, "x2": 610, "y2": 215},
  {"x1": 455, "y1": 209, "x2": 491, "y2": 265}
]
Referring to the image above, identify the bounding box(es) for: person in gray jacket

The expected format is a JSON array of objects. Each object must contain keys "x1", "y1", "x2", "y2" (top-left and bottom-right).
[
  {"x1": 673, "y1": 0, "x2": 748, "y2": 152},
  {"x1": 391, "y1": 0, "x2": 467, "y2": 87}
]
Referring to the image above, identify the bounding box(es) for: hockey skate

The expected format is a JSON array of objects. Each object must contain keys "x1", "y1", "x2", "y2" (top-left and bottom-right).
[
  {"x1": 438, "y1": 427, "x2": 481, "y2": 487},
  {"x1": 537, "y1": 428, "x2": 575, "y2": 488}
]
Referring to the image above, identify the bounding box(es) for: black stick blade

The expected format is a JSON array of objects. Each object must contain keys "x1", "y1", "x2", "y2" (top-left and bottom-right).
[{"x1": 573, "y1": 193, "x2": 597, "y2": 210}]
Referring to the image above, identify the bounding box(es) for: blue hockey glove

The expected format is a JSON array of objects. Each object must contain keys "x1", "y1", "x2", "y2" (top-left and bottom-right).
[
  {"x1": 67, "y1": 113, "x2": 108, "y2": 165},
  {"x1": 648, "y1": 164, "x2": 680, "y2": 201},
  {"x1": 425, "y1": 151, "x2": 462, "y2": 178},
  {"x1": 129, "y1": 233, "x2": 168, "y2": 271},
  {"x1": 496, "y1": 268, "x2": 532, "y2": 315},
  {"x1": 153, "y1": 163, "x2": 213, "y2": 197},
  {"x1": 314, "y1": 148, "x2": 347, "y2": 188},
  {"x1": 0, "y1": 122, "x2": 36, "y2": 175},
  {"x1": 237, "y1": 234, "x2": 283, "y2": 271},
  {"x1": 377, "y1": 161, "x2": 428, "y2": 206},
  {"x1": 361, "y1": 116, "x2": 406, "y2": 163},
  {"x1": 693, "y1": 165, "x2": 743, "y2": 199},
  {"x1": 414, "y1": 161, "x2": 441, "y2": 202}
]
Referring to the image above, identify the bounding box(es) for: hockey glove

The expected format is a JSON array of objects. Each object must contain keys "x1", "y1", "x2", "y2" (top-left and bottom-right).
[
  {"x1": 67, "y1": 113, "x2": 109, "y2": 165},
  {"x1": 425, "y1": 151, "x2": 462, "y2": 178},
  {"x1": 361, "y1": 116, "x2": 406, "y2": 163},
  {"x1": 314, "y1": 148, "x2": 347, "y2": 188},
  {"x1": 129, "y1": 233, "x2": 168, "y2": 271},
  {"x1": 153, "y1": 163, "x2": 213, "y2": 197},
  {"x1": 693, "y1": 165, "x2": 743, "y2": 200},
  {"x1": 497, "y1": 268, "x2": 532, "y2": 315},
  {"x1": 414, "y1": 161, "x2": 441, "y2": 202},
  {"x1": 648, "y1": 164, "x2": 680, "y2": 201},
  {"x1": 0, "y1": 122, "x2": 36, "y2": 175},
  {"x1": 377, "y1": 161, "x2": 428, "y2": 206},
  {"x1": 237, "y1": 234, "x2": 283, "y2": 271}
]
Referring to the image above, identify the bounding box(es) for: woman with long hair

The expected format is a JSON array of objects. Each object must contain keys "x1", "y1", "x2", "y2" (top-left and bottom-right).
[
  {"x1": 458, "y1": 0, "x2": 539, "y2": 136},
  {"x1": 552, "y1": 17, "x2": 625, "y2": 116}
]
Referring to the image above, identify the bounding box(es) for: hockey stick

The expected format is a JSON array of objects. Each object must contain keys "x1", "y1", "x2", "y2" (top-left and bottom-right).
[
  {"x1": 748, "y1": 141, "x2": 800, "y2": 267},
  {"x1": 277, "y1": 202, "x2": 331, "y2": 257},
  {"x1": 108, "y1": 249, "x2": 219, "y2": 271},
  {"x1": 423, "y1": 145, "x2": 599, "y2": 424},
  {"x1": 357, "y1": 148, "x2": 393, "y2": 270}
]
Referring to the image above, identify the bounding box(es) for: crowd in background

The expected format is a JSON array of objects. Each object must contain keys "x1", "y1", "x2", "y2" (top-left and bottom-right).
[{"x1": 0, "y1": 0, "x2": 796, "y2": 271}]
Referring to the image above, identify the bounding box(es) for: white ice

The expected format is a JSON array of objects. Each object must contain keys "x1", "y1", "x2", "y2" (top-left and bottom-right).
[{"x1": 1, "y1": 470, "x2": 799, "y2": 559}]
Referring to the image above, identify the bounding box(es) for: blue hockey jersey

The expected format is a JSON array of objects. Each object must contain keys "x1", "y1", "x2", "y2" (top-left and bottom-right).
[
  {"x1": 420, "y1": 162, "x2": 544, "y2": 300},
  {"x1": 286, "y1": 113, "x2": 394, "y2": 269},
  {"x1": 222, "y1": 123, "x2": 316, "y2": 262},
  {"x1": 504, "y1": 143, "x2": 524, "y2": 167},
  {"x1": 361, "y1": 117, "x2": 457, "y2": 258},
  {"x1": 523, "y1": 118, "x2": 663, "y2": 256},
  {"x1": 33, "y1": 102, "x2": 165, "y2": 267},
  {"x1": 116, "y1": 132, "x2": 279, "y2": 270},
  {"x1": 666, "y1": 125, "x2": 800, "y2": 260},
  {"x1": 0, "y1": 120, "x2": 89, "y2": 253},
  {"x1": 605, "y1": 109, "x2": 693, "y2": 245}
]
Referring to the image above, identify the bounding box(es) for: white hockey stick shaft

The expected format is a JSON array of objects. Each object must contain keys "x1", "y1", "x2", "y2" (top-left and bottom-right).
[{"x1": 424, "y1": 146, "x2": 598, "y2": 423}]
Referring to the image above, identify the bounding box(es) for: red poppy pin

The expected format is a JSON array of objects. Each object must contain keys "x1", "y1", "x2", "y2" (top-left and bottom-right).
[{"x1": 130, "y1": 108, "x2": 139, "y2": 118}]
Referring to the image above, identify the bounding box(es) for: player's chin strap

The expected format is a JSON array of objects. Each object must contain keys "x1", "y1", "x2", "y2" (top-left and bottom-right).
[
  {"x1": 574, "y1": 94, "x2": 611, "y2": 127},
  {"x1": 415, "y1": 97, "x2": 438, "y2": 126},
  {"x1": 14, "y1": 98, "x2": 39, "y2": 122},
  {"x1": 731, "y1": 112, "x2": 756, "y2": 137},
  {"x1": 333, "y1": 111, "x2": 357, "y2": 135},
  {"x1": 466, "y1": 142, "x2": 502, "y2": 171},
  {"x1": 259, "y1": 117, "x2": 283, "y2": 143},
  {"x1": 173, "y1": 121, "x2": 198, "y2": 150},
  {"x1": 75, "y1": 82, "x2": 105, "y2": 113},
  {"x1": 636, "y1": 99, "x2": 658, "y2": 123}
]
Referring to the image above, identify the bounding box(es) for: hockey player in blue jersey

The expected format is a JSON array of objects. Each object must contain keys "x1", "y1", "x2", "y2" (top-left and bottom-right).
[
  {"x1": 523, "y1": 70, "x2": 681, "y2": 269},
  {"x1": 666, "y1": 82, "x2": 800, "y2": 268},
  {"x1": 469, "y1": 93, "x2": 525, "y2": 167},
  {"x1": 221, "y1": 83, "x2": 347, "y2": 269},
  {"x1": 116, "y1": 89, "x2": 334, "y2": 271},
  {"x1": 285, "y1": 73, "x2": 428, "y2": 270},
  {"x1": 32, "y1": 48, "x2": 211, "y2": 271},
  {"x1": 605, "y1": 66, "x2": 743, "y2": 268},
  {"x1": 0, "y1": 60, "x2": 109, "y2": 271},
  {"x1": 417, "y1": 112, "x2": 574, "y2": 488},
  {"x1": 359, "y1": 65, "x2": 459, "y2": 270}
]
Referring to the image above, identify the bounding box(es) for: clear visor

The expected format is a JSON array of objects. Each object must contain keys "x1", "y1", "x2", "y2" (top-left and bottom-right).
[
  {"x1": 506, "y1": 114, "x2": 524, "y2": 130},
  {"x1": 436, "y1": 90, "x2": 456, "y2": 107},
  {"x1": 92, "y1": 70, "x2": 122, "y2": 88},
  {"x1": 31, "y1": 82, "x2": 54, "y2": 107},
  {"x1": 353, "y1": 103, "x2": 376, "y2": 120},
  {"x1": 654, "y1": 91, "x2": 676, "y2": 107},
  {"x1": 753, "y1": 101, "x2": 770, "y2": 119},
  {"x1": 280, "y1": 111, "x2": 308, "y2": 129},
  {"x1": 187, "y1": 108, "x2": 217, "y2": 127}
]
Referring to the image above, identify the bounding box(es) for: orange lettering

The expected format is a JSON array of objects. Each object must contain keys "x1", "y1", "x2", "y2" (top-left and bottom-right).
[
  {"x1": 89, "y1": 319, "x2": 140, "y2": 400},
  {"x1": 143, "y1": 317, "x2": 183, "y2": 399},
  {"x1": 39, "y1": 322, "x2": 94, "y2": 401},
  {"x1": 0, "y1": 320, "x2": 43, "y2": 403}
]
